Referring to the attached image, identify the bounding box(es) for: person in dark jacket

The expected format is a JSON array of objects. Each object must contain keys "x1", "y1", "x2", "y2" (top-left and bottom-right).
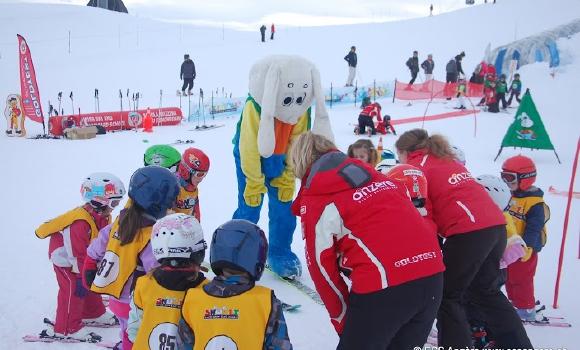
[
  {"x1": 455, "y1": 51, "x2": 466, "y2": 77},
  {"x1": 406, "y1": 51, "x2": 420, "y2": 85},
  {"x1": 260, "y1": 25, "x2": 266, "y2": 42},
  {"x1": 395, "y1": 129, "x2": 533, "y2": 350},
  {"x1": 445, "y1": 58, "x2": 458, "y2": 99},
  {"x1": 180, "y1": 54, "x2": 196, "y2": 96},
  {"x1": 344, "y1": 46, "x2": 357, "y2": 87},
  {"x1": 507, "y1": 73, "x2": 522, "y2": 106},
  {"x1": 421, "y1": 54, "x2": 435, "y2": 81}
]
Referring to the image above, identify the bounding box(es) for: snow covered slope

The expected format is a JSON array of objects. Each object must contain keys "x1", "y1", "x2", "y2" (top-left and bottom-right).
[{"x1": 1, "y1": 0, "x2": 579, "y2": 349}]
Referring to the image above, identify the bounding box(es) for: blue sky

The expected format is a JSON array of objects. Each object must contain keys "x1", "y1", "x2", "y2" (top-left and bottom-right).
[{"x1": 14, "y1": 0, "x2": 469, "y2": 29}]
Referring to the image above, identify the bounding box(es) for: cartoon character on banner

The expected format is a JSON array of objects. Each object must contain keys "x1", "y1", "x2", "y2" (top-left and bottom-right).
[
  {"x1": 4, "y1": 94, "x2": 26, "y2": 137},
  {"x1": 516, "y1": 112, "x2": 536, "y2": 140},
  {"x1": 232, "y1": 55, "x2": 334, "y2": 278},
  {"x1": 128, "y1": 111, "x2": 143, "y2": 131}
]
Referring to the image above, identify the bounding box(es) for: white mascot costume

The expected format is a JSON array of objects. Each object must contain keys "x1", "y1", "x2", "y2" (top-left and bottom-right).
[{"x1": 232, "y1": 55, "x2": 333, "y2": 278}]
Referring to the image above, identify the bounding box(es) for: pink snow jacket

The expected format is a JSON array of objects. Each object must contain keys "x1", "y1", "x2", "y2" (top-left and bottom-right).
[{"x1": 87, "y1": 222, "x2": 158, "y2": 303}]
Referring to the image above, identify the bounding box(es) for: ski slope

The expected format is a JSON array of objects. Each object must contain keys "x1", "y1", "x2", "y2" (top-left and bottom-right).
[{"x1": 1, "y1": 0, "x2": 579, "y2": 349}]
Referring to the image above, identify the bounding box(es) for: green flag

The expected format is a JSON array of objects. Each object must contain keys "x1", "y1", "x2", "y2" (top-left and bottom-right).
[
  {"x1": 495, "y1": 89, "x2": 560, "y2": 163},
  {"x1": 501, "y1": 90, "x2": 555, "y2": 150}
]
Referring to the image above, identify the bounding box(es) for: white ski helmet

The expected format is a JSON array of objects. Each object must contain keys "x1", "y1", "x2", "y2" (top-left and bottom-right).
[
  {"x1": 450, "y1": 144, "x2": 466, "y2": 165},
  {"x1": 476, "y1": 174, "x2": 511, "y2": 211},
  {"x1": 80, "y1": 172, "x2": 126, "y2": 209},
  {"x1": 376, "y1": 159, "x2": 398, "y2": 174},
  {"x1": 151, "y1": 213, "x2": 207, "y2": 264}
]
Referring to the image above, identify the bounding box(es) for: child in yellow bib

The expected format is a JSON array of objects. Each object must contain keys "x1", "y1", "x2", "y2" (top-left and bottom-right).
[
  {"x1": 179, "y1": 219, "x2": 293, "y2": 350},
  {"x1": 127, "y1": 213, "x2": 208, "y2": 349},
  {"x1": 83, "y1": 166, "x2": 180, "y2": 349},
  {"x1": 501, "y1": 155, "x2": 550, "y2": 323},
  {"x1": 175, "y1": 147, "x2": 210, "y2": 221}
]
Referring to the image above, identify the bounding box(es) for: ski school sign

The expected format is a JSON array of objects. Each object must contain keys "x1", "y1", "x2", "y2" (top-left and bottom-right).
[{"x1": 48, "y1": 107, "x2": 183, "y2": 136}]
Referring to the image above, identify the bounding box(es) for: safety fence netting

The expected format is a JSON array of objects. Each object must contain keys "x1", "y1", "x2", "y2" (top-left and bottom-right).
[{"x1": 394, "y1": 79, "x2": 484, "y2": 100}]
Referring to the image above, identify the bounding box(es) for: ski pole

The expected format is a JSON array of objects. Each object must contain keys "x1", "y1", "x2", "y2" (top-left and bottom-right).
[
  {"x1": 69, "y1": 91, "x2": 74, "y2": 116},
  {"x1": 136, "y1": 92, "x2": 140, "y2": 111},
  {"x1": 126, "y1": 89, "x2": 130, "y2": 111},
  {"x1": 57, "y1": 92, "x2": 62, "y2": 116},
  {"x1": 119, "y1": 89, "x2": 123, "y2": 111},
  {"x1": 96, "y1": 89, "x2": 99, "y2": 112},
  {"x1": 94, "y1": 89, "x2": 98, "y2": 112},
  {"x1": 201, "y1": 88, "x2": 206, "y2": 126}
]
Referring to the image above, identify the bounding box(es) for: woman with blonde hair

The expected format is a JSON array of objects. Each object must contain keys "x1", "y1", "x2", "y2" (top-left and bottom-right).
[
  {"x1": 290, "y1": 131, "x2": 445, "y2": 350},
  {"x1": 394, "y1": 128, "x2": 532, "y2": 348}
]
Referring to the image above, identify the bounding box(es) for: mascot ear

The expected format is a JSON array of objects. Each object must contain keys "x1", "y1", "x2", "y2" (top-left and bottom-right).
[
  {"x1": 310, "y1": 66, "x2": 334, "y2": 142},
  {"x1": 258, "y1": 63, "x2": 280, "y2": 158}
]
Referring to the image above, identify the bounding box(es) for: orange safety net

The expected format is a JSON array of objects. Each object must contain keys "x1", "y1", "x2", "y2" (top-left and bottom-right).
[{"x1": 394, "y1": 80, "x2": 484, "y2": 100}]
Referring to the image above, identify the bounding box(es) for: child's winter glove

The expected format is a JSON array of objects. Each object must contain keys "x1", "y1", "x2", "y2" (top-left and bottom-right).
[
  {"x1": 82, "y1": 255, "x2": 98, "y2": 290},
  {"x1": 500, "y1": 236, "x2": 526, "y2": 269},
  {"x1": 244, "y1": 182, "x2": 266, "y2": 207},
  {"x1": 75, "y1": 278, "x2": 89, "y2": 298}
]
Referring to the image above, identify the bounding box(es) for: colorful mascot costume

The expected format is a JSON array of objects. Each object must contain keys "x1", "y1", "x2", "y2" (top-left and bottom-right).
[
  {"x1": 4, "y1": 94, "x2": 26, "y2": 137},
  {"x1": 232, "y1": 55, "x2": 333, "y2": 278}
]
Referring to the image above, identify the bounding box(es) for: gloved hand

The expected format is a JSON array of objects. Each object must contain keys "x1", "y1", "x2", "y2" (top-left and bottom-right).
[
  {"x1": 521, "y1": 246, "x2": 534, "y2": 262},
  {"x1": 244, "y1": 182, "x2": 266, "y2": 207},
  {"x1": 82, "y1": 255, "x2": 98, "y2": 290},
  {"x1": 500, "y1": 236, "x2": 526, "y2": 269},
  {"x1": 75, "y1": 277, "x2": 88, "y2": 298},
  {"x1": 270, "y1": 174, "x2": 295, "y2": 203}
]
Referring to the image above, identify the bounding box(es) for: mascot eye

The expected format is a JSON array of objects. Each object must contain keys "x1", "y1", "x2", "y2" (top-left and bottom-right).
[
  {"x1": 303, "y1": 84, "x2": 308, "y2": 88},
  {"x1": 283, "y1": 96, "x2": 293, "y2": 106},
  {"x1": 287, "y1": 83, "x2": 294, "y2": 88},
  {"x1": 296, "y1": 96, "x2": 304, "y2": 105}
]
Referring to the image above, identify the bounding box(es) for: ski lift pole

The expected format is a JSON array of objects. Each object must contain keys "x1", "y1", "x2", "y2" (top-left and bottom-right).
[
  {"x1": 119, "y1": 89, "x2": 123, "y2": 111},
  {"x1": 136, "y1": 92, "x2": 140, "y2": 111},
  {"x1": 126, "y1": 89, "x2": 130, "y2": 111}
]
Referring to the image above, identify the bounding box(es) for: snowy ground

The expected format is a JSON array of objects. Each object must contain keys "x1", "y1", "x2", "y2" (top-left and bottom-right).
[{"x1": 1, "y1": 0, "x2": 579, "y2": 349}]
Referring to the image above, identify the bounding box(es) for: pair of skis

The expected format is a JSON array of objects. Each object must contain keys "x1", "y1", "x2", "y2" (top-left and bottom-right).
[{"x1": 23, "y1": 317, "x2": 119, "y2": 348}]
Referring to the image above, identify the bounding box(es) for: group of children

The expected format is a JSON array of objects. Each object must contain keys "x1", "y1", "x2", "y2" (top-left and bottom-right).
[
  {"x1": 346, "y1": 136, "x2": 549, "y2": 347},
  {"x1": 354, "y1": 99, "x2": 397, "y2": 136},
  {"x1": 475, "y1": 71, "x2": 523, "y2": 113},
  {"x1": 35, "y1": 144, "x2": 292, "y2": 349}
]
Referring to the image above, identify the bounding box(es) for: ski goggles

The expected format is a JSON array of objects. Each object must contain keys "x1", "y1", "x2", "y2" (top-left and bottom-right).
[
  {"x1": 501, "y1": 171, "x2": 536, "y2": 184},
  {"x1": 179, "y1": 161, "x2": 207, "y2": 181}
]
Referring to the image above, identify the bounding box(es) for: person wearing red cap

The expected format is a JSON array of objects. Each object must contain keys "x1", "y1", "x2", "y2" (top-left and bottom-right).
[{"x1": 501, "y1": 155, "x2": 550, "y2": 323}]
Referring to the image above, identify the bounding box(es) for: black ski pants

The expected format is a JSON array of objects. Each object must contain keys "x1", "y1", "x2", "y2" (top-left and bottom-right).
[
  {"x1": 409, "y1": 70, "x2": 418, "y2": 85},
  {"x1": 358, "y1": 115, "x2": 375, "y2": 135},
  {"x1": 437, "y1": 225, "x2": 533, "y2": 349},
  {"x1": 508, "y1": 90, "x2": 521, "y2": 105},
  {"x1": 337, "y1": 273, "x2": 443, "y2": 350},
  {"x1": 181, "y1": 78, "x2": 194, "y2": 93},
  {"x1": 497, "y1": 92, "x2": 508, "y2": 109}
]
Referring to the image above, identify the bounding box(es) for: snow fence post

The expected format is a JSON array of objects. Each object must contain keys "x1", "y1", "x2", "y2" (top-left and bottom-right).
[{"x1": 553, "y1": 136, "x2": 580, "y2": 309}]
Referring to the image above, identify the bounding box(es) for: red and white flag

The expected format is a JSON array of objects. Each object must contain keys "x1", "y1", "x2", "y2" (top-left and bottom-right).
[{"x1": 17, "y1": 34, "x2": 44, "y2": 124}]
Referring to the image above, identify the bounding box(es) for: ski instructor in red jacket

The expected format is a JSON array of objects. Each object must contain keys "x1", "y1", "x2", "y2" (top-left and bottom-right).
[
  {"x1": 290, "y1": 131, "x2": 445, "y2": 350},
  {"x1": 395, "y1": 128, "x2": 532, "y2": 349}
]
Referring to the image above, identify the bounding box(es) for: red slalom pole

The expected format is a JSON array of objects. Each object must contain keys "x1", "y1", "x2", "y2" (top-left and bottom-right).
[{"x1": 553, "y1": 136, "x2": 580, "y2": 309}]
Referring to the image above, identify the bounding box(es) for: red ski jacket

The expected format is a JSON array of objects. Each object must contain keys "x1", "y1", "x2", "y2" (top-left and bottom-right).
[
  {"x1": 359, "y1": 103, "x2": 382, "y2": 122},
  {"x1": 292, "y1": 152, "x2": 444, "y2": 334},
  {"x1": 406, "y1": 149, "x2": 505, "y2": 238}
]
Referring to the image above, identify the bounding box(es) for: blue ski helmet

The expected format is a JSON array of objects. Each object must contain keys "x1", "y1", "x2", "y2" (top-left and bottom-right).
[
  {"x1": 210, "y1": 219, "x2": 268, "y2": 281},
  {"x1": 128, "y1": 166, "x2": 180, "y2": 219}
]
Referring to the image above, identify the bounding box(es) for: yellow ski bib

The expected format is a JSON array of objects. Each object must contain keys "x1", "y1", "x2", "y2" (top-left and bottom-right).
[
  {"x1": 182, "y1": 285, "x2": 272, "y2": 350},
  {"x1": 35, "y1": 206, "x2": 103, "y2": 241},
  {"x1": 133, "y1": 274, "x2": 208, "y2": 350},
  {"x1": 90, "y1": 218, "x2": 153, "y2": 298}
]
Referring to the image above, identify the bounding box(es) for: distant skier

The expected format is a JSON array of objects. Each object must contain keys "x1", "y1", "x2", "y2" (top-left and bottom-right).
[
  {"x1": 430, "y1": 3, "x2": 434, "y2": 16},
  {"x1": 421, "y1": 54, "x2": 435, "y2": 81},
  {"x1": 260, "y1": 24, "x2": 266, "y2": 42},
  {"x1": 496, "y1": 74, "x2": 509, "y2": 109},
  {"x1": 180, "y1": 54, "x2": 196, "y2": 96},
  {"x1": 406, "y1": 50, "x2": 420, "y2": 85},
  {"x1": 270, "y1": 23, "x2": 275, "y2": 40},
  {"x1": 344, "y1": 46, "x2": 357, "y2": 87}
]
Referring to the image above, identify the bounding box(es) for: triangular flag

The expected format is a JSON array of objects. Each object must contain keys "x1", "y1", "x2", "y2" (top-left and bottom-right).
[{"x1": 495, "y1": 89, "x2": 560, "y2": 162}]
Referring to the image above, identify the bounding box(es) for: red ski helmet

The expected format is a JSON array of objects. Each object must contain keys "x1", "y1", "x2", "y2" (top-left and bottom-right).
[
  {"x1": 178, "y1": 148, "x2": 210, "y2": 182},
  {"x1": 386, "y1": 164, "x2": 428, "y2": 209},
  {"x1": 501, "y1": 155, "x2": 536, "y2": 191}
]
